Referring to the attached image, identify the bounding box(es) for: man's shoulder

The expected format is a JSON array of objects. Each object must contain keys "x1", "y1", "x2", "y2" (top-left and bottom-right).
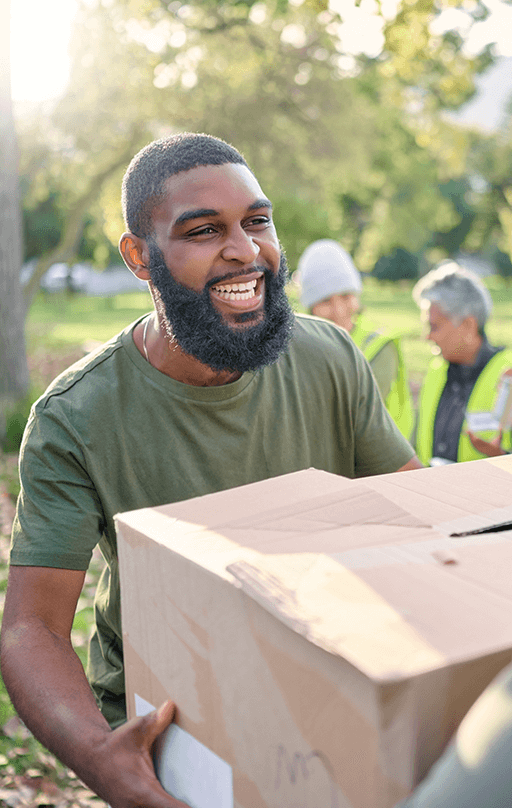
[
  {"x1": 34, "y1": 318, "x2": 142, "y2": 414},
  {"x1": 262, "y1": 313, "x2": 363, "y2": 390},
  {"x1": 290, "y1": 313, "x2": 357, "y2": 355}
]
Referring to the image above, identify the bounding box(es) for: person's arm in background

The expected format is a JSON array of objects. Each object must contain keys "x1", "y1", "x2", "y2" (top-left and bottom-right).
[
  {"x1": 397, "y1": 455, "x2": 423, "y2": 471},
  {"x1": 467, "y1": 428, "x2": 507, "y2": 457},
  {"x1": 395, "y1": 663, "x2": 512, "y2": 808},
  {"x1": 0, "y1": 565, "x2": 190, "y2": 808},
  {"x1": 467, "y1": 368, "x2": 512, "y2": 458}
]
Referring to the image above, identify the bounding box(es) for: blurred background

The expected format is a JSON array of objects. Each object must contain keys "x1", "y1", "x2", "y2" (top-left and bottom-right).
[
  {"x1": 3, "y1": 0, "x2": 512, "y2": 411},
  {"x1": 3, "y1": 0, "x2": 512, "y2": 422},
  {"x1": 1, "y1": 0, "x2": 512, "y2": 802}
]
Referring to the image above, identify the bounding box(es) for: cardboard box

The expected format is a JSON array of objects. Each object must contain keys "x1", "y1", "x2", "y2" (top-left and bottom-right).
[{"x1": 116, "y1": 456, "x2": 512, "y2": 808}]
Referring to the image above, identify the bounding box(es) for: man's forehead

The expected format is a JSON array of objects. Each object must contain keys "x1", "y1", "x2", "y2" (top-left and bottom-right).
[{"x1": 161, "y1": 162, "x2": 267, "y2": 214}]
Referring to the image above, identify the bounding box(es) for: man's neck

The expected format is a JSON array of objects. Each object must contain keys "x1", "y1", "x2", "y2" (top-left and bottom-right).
[{"x1": 136, "y1": 315, "x2": 243, "y2": 386}]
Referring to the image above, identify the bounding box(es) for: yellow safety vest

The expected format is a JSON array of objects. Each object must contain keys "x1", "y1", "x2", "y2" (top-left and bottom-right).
[
  {"x1": 351, "y1": 317, "x2": 414, "y2": 440},
  {"x1": 416, "y1": 349, "x2": 512, "y2": 465}
]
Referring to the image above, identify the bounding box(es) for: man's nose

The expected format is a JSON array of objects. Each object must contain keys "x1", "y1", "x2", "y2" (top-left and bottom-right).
[{"x1": 221, "y1": 227, "x2": 260, "y2": 263}]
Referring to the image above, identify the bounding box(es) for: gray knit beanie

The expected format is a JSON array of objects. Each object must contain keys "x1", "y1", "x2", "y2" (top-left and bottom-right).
[{"x1": 297, "y1": 239, "x2": 362, "y2": 309}]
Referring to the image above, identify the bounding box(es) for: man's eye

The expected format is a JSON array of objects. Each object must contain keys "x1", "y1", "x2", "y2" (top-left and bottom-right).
[
  {"x1": 188, "y1": 226, "x2": 216, "y2": 236},
  {"x1": 246, "y1": 216, "x2": 270, "y2": 227}
]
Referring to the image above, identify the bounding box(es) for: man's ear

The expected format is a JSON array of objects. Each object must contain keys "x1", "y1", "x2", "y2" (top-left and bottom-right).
[{"x1": 119, "y1": 233, "x2": 151, "y2": 280}]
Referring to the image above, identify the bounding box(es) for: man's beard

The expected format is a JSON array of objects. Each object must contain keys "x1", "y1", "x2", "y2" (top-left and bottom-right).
[{"x1": 147, "y1": 241, "x2": 295, "y2": 373}]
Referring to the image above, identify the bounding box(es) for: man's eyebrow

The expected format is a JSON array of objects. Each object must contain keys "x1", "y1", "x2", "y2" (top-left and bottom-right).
[
  {"x1": 174, "y1": 199, "x2": 272, "y2": 227},
  {"x1": 249, "y1": 198, "x2": 273, "y2": 212},
  {"x1": 174, "y1": 208, "x2": 219, "y2": 226}
]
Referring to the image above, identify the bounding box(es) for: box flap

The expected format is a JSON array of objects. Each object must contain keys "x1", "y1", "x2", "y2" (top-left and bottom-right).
[{"x1": 227, "y1": 553, "x2": 447, "y2": 681}]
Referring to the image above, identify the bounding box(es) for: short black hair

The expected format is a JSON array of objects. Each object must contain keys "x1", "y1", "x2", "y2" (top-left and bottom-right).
[{"x1": 121, "y1": 132, "x2": 250, "y2": 238}]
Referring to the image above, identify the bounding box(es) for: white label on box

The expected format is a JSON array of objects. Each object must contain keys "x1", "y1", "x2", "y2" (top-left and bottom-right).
[
  {"x1": 134, "y1": 692, "x2": 158, "y2": 717},
  {"x1": 134, "y1": 693, "x2": 234, "y2": 808}
]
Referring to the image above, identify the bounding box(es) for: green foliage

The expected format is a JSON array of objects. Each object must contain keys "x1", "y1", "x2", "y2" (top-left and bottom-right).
[
  {"x1": 22, "y1": 188, "x2": 63, "y2": 260},
  {"x1": 430, "y1": 178, "x2": 477, "y2": 256},
  {"x1": 380, "y1": 0, "x2": 494, "y2": 111},
  {"x1": 272, "y1": 195, "x2": 333, "y2": 272},
  {"x1": 1, "y1": 394, "x2": 33, "y2": 453},
  {"x1": 14, "y1": 0, "x2": 512, "y2": 307},
  {"x1": 22, "y1": 186, "x2": 120, "y2": 266},
  {"x1": 372, "y1": 248, "x2": 420, "y2": 282},
  {"x1": 494, "y1": 248, "x2": 512, "y2": 280},
  {"x1": 461, "y1": 128, "x2": 512, "y2": 255},
  {"x1": 330, "y1": 81, "x2": 460, "y2": 268}
]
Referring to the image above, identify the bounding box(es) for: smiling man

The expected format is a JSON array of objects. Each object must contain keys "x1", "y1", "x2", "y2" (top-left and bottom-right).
[
  {"x1": 1, "y1": 133, "x2": 421, "y2": 808},
  {"x1": 121, "y1": 152, "x2": 295, "y2": 382}
]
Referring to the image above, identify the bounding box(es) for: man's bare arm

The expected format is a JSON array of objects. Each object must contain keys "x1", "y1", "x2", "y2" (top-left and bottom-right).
[{"x1": 0, "y1": 565, "x2": 189, "y2": 808}]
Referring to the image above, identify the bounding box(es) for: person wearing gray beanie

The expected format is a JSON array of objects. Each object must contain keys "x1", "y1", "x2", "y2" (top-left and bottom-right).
[
  {"x1": 298, "y1": 240, "x2": 362, "y2": 331},
  {"x1": 297, "y1": 239, "x2": 414, "y2": 440}
]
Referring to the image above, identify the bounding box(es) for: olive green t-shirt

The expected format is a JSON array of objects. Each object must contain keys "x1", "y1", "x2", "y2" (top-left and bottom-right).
[{"x1": 10, "y1": 313, "x2": 414, "y2": 726}]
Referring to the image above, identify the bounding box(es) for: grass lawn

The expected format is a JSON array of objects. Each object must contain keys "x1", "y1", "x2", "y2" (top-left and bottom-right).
[
  {"x1": 2, "y1": 276, "x2": 512, "y2": 805},
  {"x1": 27, "y1": 289, "x2": 153, "y2": 347}
]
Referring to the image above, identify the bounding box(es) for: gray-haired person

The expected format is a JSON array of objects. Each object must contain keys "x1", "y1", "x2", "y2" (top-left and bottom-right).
[{"x1": 413, "y1": 261, "x2": 512, "y2": 465}]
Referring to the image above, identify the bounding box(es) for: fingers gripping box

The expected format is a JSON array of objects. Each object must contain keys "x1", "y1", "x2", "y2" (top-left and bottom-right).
[{"x1": 115, "y1": 457, "x2": 512, "y2": 808}]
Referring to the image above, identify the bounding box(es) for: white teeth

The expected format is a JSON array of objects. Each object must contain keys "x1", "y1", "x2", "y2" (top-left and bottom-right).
[
  {"x1": 214, "y1": 279, "x2": 257, "y2": 293},
  {"x1": 215, "y1": 289, "x2": 255, "y2": 301},
  {"x1": 212, "y1": 278, "x2": 259, "y2": 301}
]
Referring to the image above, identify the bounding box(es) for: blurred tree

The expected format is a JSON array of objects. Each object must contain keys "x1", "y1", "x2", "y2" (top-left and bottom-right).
[
  {"x1": 21, "y1": 183, "x2": 121, "y2": 268},
  {"x1": 0, "y1": 0, "x2": 29, "y2": 439},
  {"x1": 22, "y1": 187, "x2": 62, "y2": 259},
  {"x1": 20, "y1": 122, "x2": 146, "y2": 307},
  {"x1": 493, "y1": 248, "x2": 512, "y2": 285},
  {"x1": 332, "y1": 81, "x2": 460, "y2": 270},
  {"x1": 429, "y1": 178, "x2": 477, "y2": 256},
  {"x1": 380, "y1": 5, "x2": 493, "y2": 114},
  {"x1": 461, "y1": 125, "x2": 512, "y2": 260},
  {"x1": 15, "y1": 0, "x2": 503, "y2": 301},
  {"x1": 372, "y1": 248, "x2": 420, "y2": 282}
]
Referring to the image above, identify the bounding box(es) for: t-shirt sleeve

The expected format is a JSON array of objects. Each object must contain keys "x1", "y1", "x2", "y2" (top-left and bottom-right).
[
  {"x1": 10, "y1": 402, "x2": 106, "y2": 570},
  {"x1": 352, "y1": 344, "x2": 415, "y2": 477}
]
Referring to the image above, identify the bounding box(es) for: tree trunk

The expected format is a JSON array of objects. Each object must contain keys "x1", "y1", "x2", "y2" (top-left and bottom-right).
[
  {"x1": 0, "y1": 0, "x2": 29, "y2": 440},
  {"x1": 22, "y1": 125, "x2": 145, "y2": 309}
]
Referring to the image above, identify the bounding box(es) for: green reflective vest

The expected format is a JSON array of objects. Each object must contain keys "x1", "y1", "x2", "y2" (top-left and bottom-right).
[
  {"x1": 351, "y1": 317, "x2": 414, "y2": 440},
  {"x1": 416, "y1": 348, "x2": 512, "y2": 465}
]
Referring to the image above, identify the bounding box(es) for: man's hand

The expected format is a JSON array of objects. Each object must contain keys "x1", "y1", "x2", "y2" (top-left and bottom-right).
[
  {"x1": 92, "y1": 700, "x2": 191, "y2": 808},
  {"x1": 467, "y1": 429, "x2": 507, "y2": 458}
]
